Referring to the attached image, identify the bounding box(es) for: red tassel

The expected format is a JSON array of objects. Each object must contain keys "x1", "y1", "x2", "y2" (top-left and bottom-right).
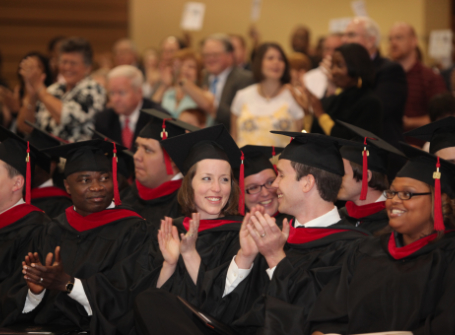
[
  {"x1": 25, "y1": 142, "x2": 31, "y2": 204},
  {"x1": 238, "y1": 151, "x2": 245, "y2": 215},
  {"x1": 272, "y1": 146, "x2": 278, "y2": 174},
  {"x1": 359, "y1": 137, "x2": 369, "y2": 200},
  {"x1": 112, "y1": 143, "x2": 122, "y2": 206},
  {"x1": 433, "y1": 157, "x2": 444, "y2": 231}
]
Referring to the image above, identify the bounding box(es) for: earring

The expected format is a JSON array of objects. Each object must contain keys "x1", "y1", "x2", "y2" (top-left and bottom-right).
[{"x1": 357, "y1": 77, "x2": 362, "y2": 88}]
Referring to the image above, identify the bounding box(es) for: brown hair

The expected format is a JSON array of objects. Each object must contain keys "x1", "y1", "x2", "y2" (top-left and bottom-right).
[
  {"x1": 290, "y1": 162, "x2": 341, "y2": 203},
  {"x1": 288, "y1": 52, "x2": 312, "y2": 71},
  {"x1": 177, "y1": 162, "x2": 240, "y2": 217},
  {"x1": 180, "y1": 108, "x2": 207, "y2": 127},
  {"x1": 4, "y1": 162, "x2": 21, "y2": 179},
  {"x1": 252, "y1": 43, "x2": 290, "y2": 84},
  {"x1": 174, "y1": 48, "x2": 204, "y2": 84},
  {"x1": 350, "y1": 161, "x2": 389, "y2": 191}
]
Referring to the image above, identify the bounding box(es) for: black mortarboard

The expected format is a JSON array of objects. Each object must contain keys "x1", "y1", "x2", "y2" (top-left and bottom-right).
[
  {"x1": 138, "y1": 109, "x2": 200, "y2": 140},
  {"x1": 161, "y1": 125, "x2": 245, "y2": 214},
  {"x1": 396, "y1": 143, "x2": 455, "y2": 231},
  {"x1": 404, "y1": 117, "x2": 455, "y2": 154},
  {"x1": 271, "y1": 131, "x2": 362, "y2": 176},
  {"x1": 24, "y1": 120, "x2": 65, "y2": 151},
  {"x1": 240, "y1": 145, "x2": 284, "y2": 178}
]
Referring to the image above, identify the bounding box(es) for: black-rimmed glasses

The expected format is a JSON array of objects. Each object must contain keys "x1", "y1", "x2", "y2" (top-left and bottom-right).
[
  {"x1": 245, "y1": 180, "x2": 276, "y2": 195},
  {"x1": 383, "y1": 190, "x2": 431, "y2": 200}
]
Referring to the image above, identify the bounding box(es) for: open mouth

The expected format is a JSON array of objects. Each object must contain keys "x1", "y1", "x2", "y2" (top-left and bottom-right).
[
  {"x1": 206, "y1": 197, "x2": 222, "y2": 204},
  {"x1": 389, "y1": 208, "x2": 406, "y2": 217},
  {"x1": 259, "y1": 199, "x2": 273, "y2": 207}
]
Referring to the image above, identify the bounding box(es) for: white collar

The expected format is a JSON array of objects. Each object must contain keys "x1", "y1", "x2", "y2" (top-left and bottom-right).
[
  {"x1": 38, "y1": 179, "x2": 54, "y2": 188},
  {"x1": 74, "y1": 200, "x2": 115, "y2": 213},
  {"x1": 119, "y1": 100, "x2": 142, "y2": 127},
  {"x1": 171, "y1": 172, "x2": 183, "y2": 181},
  {"x1": 0, "y1": 198, "x2": 25, "y2": 215},
  {"x1": 210, "y1": 66, "x2": 232, "y2": 82},
  {"x1": 294, "y1": 206, "x2": 341, "y2": 228},
  {"x1": 375, "y1": 193, "x2": 387, "y2": 202}
]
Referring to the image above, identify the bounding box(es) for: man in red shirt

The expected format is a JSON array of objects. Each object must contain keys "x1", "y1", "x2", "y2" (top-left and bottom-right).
[{"x1": 388, "y1": 22, "x2": 447, "y2": 145}]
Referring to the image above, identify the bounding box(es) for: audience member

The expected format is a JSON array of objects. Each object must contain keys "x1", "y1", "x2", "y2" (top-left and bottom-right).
[
  {"x1": 141, "y1": 47, "x2": 161, "y2": 98},
  {"x1": 303, "y1": 33, "x2": 343, "y2": 98},
  {"x1": 18, "y1": 37, "x2": 106, "y2": 142},
  {"x1": 160, "y1": 36, "x2": 184, "y2": 68},
  {"x1": 153, "y1": 48, "x2": 215, "y2": 119},
  {"x1": 202, "y1": 34, "x2": 254, "y2": 131},
  {"x1": 178, "y1": 108, "x2": 207, "y2": 128},
  {"x1": 290, "y1": 25, "x2": 317, "y2": 68},
  {"x1": 343, "y1": 17, "x2": 408, "y2": 147},
  {"x1": 95, "y1": 65, "x2": 168, "y2": 150},
  {"x1": 229, "y1": 34, "x2": 250, "y2": 70},
  {"x1": 288, "y1": 52, "x2": 312, "y2": 87},
  {"x1": 388, "y1": 22, "x2": 447, "y2": 139},
  {"x1": 47, "y1": 36, "x2": 66, "y2": 83},
  {"x1": 112, "y1": 38, "x2": 139, "y2": 67}
]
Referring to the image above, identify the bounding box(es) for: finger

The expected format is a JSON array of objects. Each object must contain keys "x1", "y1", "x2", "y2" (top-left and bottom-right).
[
  {"x1": 263, "y1": 214, "x2": 278, "y2": 231},
  {"x1": 45, "y1": 252, "x2": 54, "y2": 267},
  {"x1": 282, "y1": 219, "x2": 291, "y2": 239},
  {"x1": 246, "y1": 223, "x2": 262, "y2": 245},
  {"x1": 24, "y1": 270, "x2": 43, "y2": 283},
  {"x1": 54, "y1": 246, "x2": 61, "y2": 265},
  {"x1": 250, "y1": 215, "x2": 266, "y2": 237},
  {"x1": 29, "y1": 263, "x2": 48, "y2": 272},
  {"x1": 23, "y1": 265, "x2": 43, "y2": 277},
  {"x1": 33, "y1": 252, "x2": 41, "y2": 265},
  {"x1": 255, "y1": 213, "x2": 274, "y2": 235},
  {"x1": 171, "y1": 226, "x2": 180, "y2": 241},
  {"x1": 241, "y1": 213, "x2": 251, "y2": 230}
]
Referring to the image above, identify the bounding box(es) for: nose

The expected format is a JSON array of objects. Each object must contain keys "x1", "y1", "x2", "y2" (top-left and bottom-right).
[
  {"x1": 211, "y1": 180, "x2": 221, "y2": 193},
  {"x1": 260, "y1": 184, "x2": 270, "y2": 197},
  {"x1": 90, "y1": 179, "x2": 104, "y2": 192},
  {"x1": 271, "y1": 175, "x2": 279, "y2": 188},
  {"x1": 133, "y1": 148, "x2": 142, "y2": 162}
]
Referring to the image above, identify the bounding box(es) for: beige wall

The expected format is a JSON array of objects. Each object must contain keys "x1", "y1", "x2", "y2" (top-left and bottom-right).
[{"x1": 130, "y1": 0, "x2": 451, "y2": 62}]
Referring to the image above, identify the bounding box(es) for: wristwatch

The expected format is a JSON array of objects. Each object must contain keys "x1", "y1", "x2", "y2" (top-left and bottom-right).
[{"x1": 65, "y1": 278, "x2": 75, "y2": 294}]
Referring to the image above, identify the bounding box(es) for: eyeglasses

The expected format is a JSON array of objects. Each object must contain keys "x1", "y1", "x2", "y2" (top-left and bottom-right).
[
  {"x1": 245, "y1": 180, "x2": 276, "y2": 194},
  {"x1": 383, "y1": 190, "x2": 431, "y2": 200}
]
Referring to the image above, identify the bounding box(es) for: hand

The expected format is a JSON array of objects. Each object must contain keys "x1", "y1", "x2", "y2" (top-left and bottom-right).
[
  {"x1": 235, "y1": 210, "x2": 262, "y2": 269},
  {"x1": 158, "y1": 217, "x2": 180, "y2": 266},
  {"x1": 180, "y1": 212, "x2": 199, "y2": 256},
  {"x1": 306, "y1": 90, "x2": 324, "y2": 118},
  {"x1": 247, "y1": 213, "x2": 290, "y2": 269},
  {"x1": 0, "y1": 86, "x2": 20, "y2": 112},
  {"x1": 22, "y1": 252, "x2": 48, "y2": 294},
  {"x1": 160, "y1": 66, "x2": 173, "y2": 87},
  {"x1": 19, "y1": 57, "x2": 46, "y2": 94},
  {"x1": 286, "y1": 84, "x2": 310, "y2": 110},
  {"x1": 23, "y1": 246, "x2": 72, "y2": 292},
  {"x1": 319, "y1": 55, "x2": 333, "y2": 82}
]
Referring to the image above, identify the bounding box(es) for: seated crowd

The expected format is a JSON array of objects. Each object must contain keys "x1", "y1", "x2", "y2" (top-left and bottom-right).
[{"x1": 0, "y1": 15, "x2": 454, "y2": 335}]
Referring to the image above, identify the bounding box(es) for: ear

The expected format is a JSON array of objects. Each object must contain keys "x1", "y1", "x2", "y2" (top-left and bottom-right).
[
  {"x1": 63, "y1": 179, "x2": 71, "y2": 195},
  {"x1": 367, "y1": 170, "x2": 373, "y2": 182},
  {"x1": 11, "y1": 175, "x2": 25, "y2": 193},
  {"x1": 300, "y1": 174, "x2": 315, "y2": 193}
]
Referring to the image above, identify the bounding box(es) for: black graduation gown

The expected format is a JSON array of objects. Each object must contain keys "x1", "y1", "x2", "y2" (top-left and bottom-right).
[
  {"x1": 309, "y1": 231, "x2": 455, "y2": 335},
  {"x1": 17, "y1": 205, "x2": 154, "y2": 334},
  {"x1": 0, "y1": 204, "x2": 50, "y2": 326},
  {"x1": 121, "y1": 181, "x2": 183, "y2": 227},
  {"x1": 198, "y1": 220, "x2": 370, "y2": 335},
  {"x1": 339, "y1": 200, "x2": 389, "y2": 235},
  {"x1": 30, "y1": 186, "x2": 72, "y2": 219}
]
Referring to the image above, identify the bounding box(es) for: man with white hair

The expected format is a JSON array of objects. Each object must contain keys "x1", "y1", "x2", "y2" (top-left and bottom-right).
[
  {"x1": 343, "y1": 17, "x2": 407, "y2": 148},
  {"x1": 94, "y1": 65, "x2": 168, "y2": 150}
]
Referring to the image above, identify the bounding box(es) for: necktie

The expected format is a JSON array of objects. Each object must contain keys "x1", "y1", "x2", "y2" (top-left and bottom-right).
[
  {"x1": 210, "y1": 76, "x2": 219, "y2": 95},
  {"x1": 122, "y1": 117, "x2": 133, "y2": 150}
]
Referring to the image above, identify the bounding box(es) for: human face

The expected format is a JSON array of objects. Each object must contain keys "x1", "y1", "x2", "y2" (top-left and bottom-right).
[
  {"x1": 245, "y1": 169, "x2": 278, "y2": 216},
  {"x1": 322, "y1": 35, "x2": 343, "y2": 58},
  {"x1": 161, "y1": 38, "x2": 180, "y2": 66},
  {"x1": 386, "y1": 177, "x2": 433, "y2": 241},
  {"x1": 337, "y1": 158, "x2": 362, "y2": 201},
  {"x1": 435, "y1": 147, "x2": 455, "y2": 164},
  {"x1": 64, "y1": 171, "x2": 113, "y2": 217},
  {"x1": 272, "y1": 159, "x2": 305, "y2": 217},
  {"x1": 290, "y1": 68, "x2": 305, "y2": 87},
  {"x1": 0, "y1": 161, "x2": 23, "y2": 213},
  {"x1": 113, "y1": 46, "x2": 137, "y2": 66},
  {"x1": 262, "y1": 47, "x2": 285, "y2": 81},
  {"x1": 388, "y1": 25, "x2": 416, "y2": 61},
  {"x1": 134, "y1": 137, "x2": 173, "y2": 189},
  {"x1": 192, "y1": 159, "x2": 231, "y2": 220},
  {"x1": 202, "y1": 40, "x2": 232, "y2": 75},
  {"x1": 343, "y1": 21, "x2": 371, "y2": 49},
  {"x1": 107, "y1": 76, "x2": 142, "y2": 116},
  {"x1": 291, "y1": 28, "x2": 308, "y2": 53},
  {"x1": 58, "y1": 52, "x2": 90, "y2": 89},
  {"x1": 331, "y1": 51, "x2": 357, "y2": 89},
  {"x1": 179, "y1": 58, "x2": 198, "y2": 83}
]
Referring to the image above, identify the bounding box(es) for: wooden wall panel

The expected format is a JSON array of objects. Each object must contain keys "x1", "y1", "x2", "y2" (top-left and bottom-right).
[{"x1": 0, "y1": 0, "x2": 129, "y2": 88}]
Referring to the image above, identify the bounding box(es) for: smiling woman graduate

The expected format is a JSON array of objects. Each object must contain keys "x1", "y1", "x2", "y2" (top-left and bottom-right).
[
  {"x1": 19, "y1": 139, "x2": 154, "y2": 334},
  {"x1": 310, "y1": 143, "x2": 455, "y2": 335},
  {"x1": 134, "y1": 125, "x2": 248, "y2": 334}
]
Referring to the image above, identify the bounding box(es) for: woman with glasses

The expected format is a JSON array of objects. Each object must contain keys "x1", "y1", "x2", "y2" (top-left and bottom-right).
[{"x1": 310, "y1": 143, "x2": 455, "y2": 335}]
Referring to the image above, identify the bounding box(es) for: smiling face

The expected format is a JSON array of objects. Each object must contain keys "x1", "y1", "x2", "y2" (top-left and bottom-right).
[
  {"x1": 386, "y1": 177, "x2": 434, "y2": 240},
  {"x1": 64, "y1": 170, "x2": 113, "y2": 216},
  {"x1": 134, "y1": 137, "x2": 173, "y2": 189},
  {"x1": 178, "y1": 58, "x2": 198, "y2": 83},
  {"x1": 107, "y1": 76, "x2": 143, "y2": 116},
  {"x1": 202, "y1": 39, "x2": 232, "y2": 76},
  {"x1": 261, "y1": 47, "x2": 285, "y2": 81},
  {"x1": 191, "y1": 159, "x2": 232, "y2": 220},
  {"x1": 331, "y1": 51, "x2": 357, "y2": 89},
  {"x1": 272, "y1": 159, "x2": 306, "y2": 217},
  {"x1": 58, "y1": 52, "x2": 90, "y2": 89},
  {"x1": 245, "y1": 168, "x2": 278, "y2": 216}
]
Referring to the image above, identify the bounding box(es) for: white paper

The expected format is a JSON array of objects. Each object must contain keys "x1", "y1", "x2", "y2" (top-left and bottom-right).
[
  {"x1": 429, "y1": 29, "x2": 452, "y2": 58},
  {"x1": 329, "y1": 17, "x2": 352, "y2": 33},
  {"x1": 351, "y1": 0, "x2": 368, "y2": 17},
  {"x1": 180, "y1": 2, "x2": 206, "y2": 31},
  {"x1": 250, "y1": 0, "x2": 262, "y2": 22}
]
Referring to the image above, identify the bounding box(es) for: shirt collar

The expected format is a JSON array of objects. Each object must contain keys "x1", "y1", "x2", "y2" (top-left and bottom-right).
[
  {"x1": 38, "y1": 179, "x2": 54, "y2": 188},
  {"x1": 119, "y1": 100, "x2": 142, "y2": 127},
  {"x1": 295, "y1": 206, "x2": 341, "y2": 228},
  {"x1": 0, "y1": 198, "x2": 25, "y2": 215},
  {"x1": 375, "y1": 193, "x2": 387, "y2": 202},
  {"x1": 171, "y1": 172, "x2": 183, "y2": 181},
  {"x1": 209, "y1": 66, "x2": 232, "y2": 83}
]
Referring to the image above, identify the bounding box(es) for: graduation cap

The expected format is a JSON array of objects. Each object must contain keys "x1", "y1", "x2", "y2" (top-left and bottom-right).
[
  {"x1": 138, "y1": 109, "x2": 200, "y2": 176},
  {"x1": 24, "y1": 120, "x2": 65, "y2": 151},
  {"x1": 271, "y1": 131, "x2": 363, "y2": 176},
  {"x1": 240, "y1": 145, "x2": 284, "y2": 178},
  {"x1": 89, "y1": 127, "x2": 134, "y2": 179},
  {"x1": 397, "y1": 143, "x2": 455, "y2": 231},
  {"x1": 0, "y1": 126, "x2": 50, "y2": 204},
  {"x1": 404, "y1": 116, "x2": 455, "y2": 154},
  {"x1": 42, "y1": 140, "x2": 127, "y2": 206},
  {"x1": 160, "y1": 125, "x2": 246, "y2": 214},
  {"x1": 337, "y1": 120, "x2": 405, "y2": 200}
]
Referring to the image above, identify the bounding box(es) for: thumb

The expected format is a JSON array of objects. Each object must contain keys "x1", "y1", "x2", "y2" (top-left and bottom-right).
[
  {"x1": 54, "y1": 246, "x2": 61, "y2": 265},
  {"x1": 45, "y1": 252, "x2": 54, "y2": 267},
  {"x1": 282, "y1": 218, "x2": 290, "y2": 239}
]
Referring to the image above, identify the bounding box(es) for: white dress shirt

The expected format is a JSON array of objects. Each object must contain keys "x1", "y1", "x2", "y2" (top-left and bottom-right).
[
  {"x1": 223, "y1": 207, "x2": 341, "y2": 297},
  {"x1": 38, "y1": 179, "x2": 54, "y2": 188},
  {"x1": 209, "y1": 67, "x2": 232, "y2": 107},
  {"x1": 119, "y1": 101, "x2": 142, "y2": 132}
]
